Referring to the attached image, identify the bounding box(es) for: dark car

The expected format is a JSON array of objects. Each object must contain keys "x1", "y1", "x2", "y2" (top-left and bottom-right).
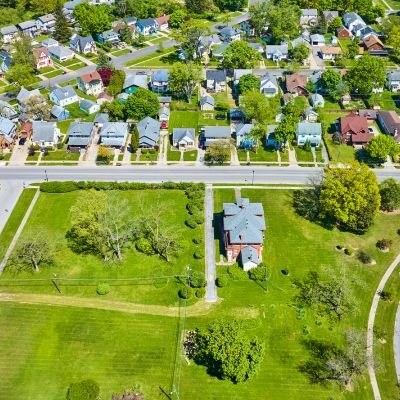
[
  {"x1": 216, "y1": 113, "x2": 226, "y2": 120},
  {"x1": 19, "y1": 138, "x2": 26, "y2": 145}
]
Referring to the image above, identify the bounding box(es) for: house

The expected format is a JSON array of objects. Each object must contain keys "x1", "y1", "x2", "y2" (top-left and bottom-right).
[
  {"x1": 124, "y1": 16, "x2": 137, "y2": 27},
  {"x1": 99, "y1": 122, "x2": 128, "y2": 148},
  {"x1": 0, "y1": 100, "x2": 17, "y2": 119},
  {"x1": 240, "y1": 20, "x2": 255, "y2": 37},
  {"x1": 79, "y1": 99, "x2": 100, "y2": 114},
  {"x1": 172, "y1": 128, "x2": 195, "y2": 149},
  {"x1": 32, "y1": 47, "x2": 53, "y2": 70},
  {"x1": 70, "y1": 34, "x2": 97, "y2": 54},
  {"x1": 219, "y1": 26, "x2": 241, "y2": 42},
  {"x1": 300, "y1": 9, "x2": 318, "y2": 26},
  {"x1": 206, "y1": 70, "x2": 226, "y2": 93},
  {"x1": 310, "y1": 93, "x2": 325, "y2": 108},
  {"x1": 203, "y1": 126, "x2": 231, "y2": 147},
  {"x1": 362, "y1": 35, "x2": 388, "y2": 56},
  {"x1": 292, "y1": 36, "x2": 310, "y2": 49},
  {"x1": 18, "y1": 121, "x2": 33, "y2": 140},
  {"x1": 319, "y1": 46, "x2": 341, "y2": 60},
  {"x1": 0, "y1": 25, "x2": 18, "y2": 44},
  {"x1": 198, "y1": 34, "x2": 222, "y2": 57},
  {"x1": 0, "y1": 117, "x2": 16, "y2": 148},
  {"x1": 378, "y1": 111, "x2": 400, "y2": 138},
  {"x1": 67, "y1": 122, "x2": 94, "y2": 149},
  {"x1": 123, "y1": 73, "x2": 148, "y2": 94},
  {"x1": 339, "y1": 113, "x2": 372, "y2": 145},
  {"x1": 96, "y1": 30, "x2": 120, "y2": 46},
  {"x1": 265, "y1": 44, "x2": 288, "y2": 62},
  {"x1": 51, "y1": 105, "x2": 70, "y2": 121},
  {"x1": 304, "y1": 107, "x2": 319, "y2": 122},
  {"x1": 94, "y1": 113, "x2": 109, "y2": 128},
  {"x1": 296, "y1": 122, "x2": 322, "y2": 146},
  {"x1": 0, "y1": 51, "x2": 12, "y2": 77},
  {"x1": 97, "y1": 92, "x2": 113, "y2": 105},
  {"x1": 31, "y1": 121, "x2": 60, "y2": 147},
  {"x1": 36, "y1": 14, "x2": 56, "y2": 32},
  {"x1": 155, "y1": 15, "x2": 170, "y2": 31},
  {"x1": 248, "y1": 42, "x2": 264, "y2": 55},
  {"x1": 387, "y1": 71, "x2": 400, "y2": 92},
  {"x1": 49, "y1": 45, "x2": 75, "y2": 62},
  {"x1": 266, "y1": 124, "x2": 280, "y2": 148},
  {"x1": 77, "y1": 71, "x2": 104, "y2": 96},
  {"x1": 229, "y1": 108, "x2": 244, "y2": 121},
  {"x1": 64, "y1": 0, "x2": 85, "y2": 10},
  {"x1": 310, "y1": 34, "x2": 325, "y2": 46},
  {"x1": 50, "y1": 86, "x2": 78, "y2": 107},
  {"x1": 158, "y1": 106, "x2": 170, "y2": 122},
  {"x1": 42, "y1": 38, "x2": 59, "y2": 48},
  {"x1": 222, "y1": 198, "x2": 265, "y2": 269},
  {"x1": 17, "y1": 20, "x2": 37, "y2": 37},
  {"x1": 286, "y1": 73, "x2": 308, "y2": 96},
  {"x1": 16, "y1": 87, "x2": 41, "y2": 110},
  {"x1": 136, "y1": 18, "x2": 157, "y2": 36},
  {"x1": 260, "y1": 72, "x2": 279, "y2": 97},
  {"x1": 150, "y1": 70, "x2": 169, "y2": 93},
  {"x1": 137, "y1": 116, "x2": 160, "y2": 148},
  {"x1": 233, "y1": 69, "x2": 253, "y2": 92},
  {"x1": 158, "y1": 96, "x2": 172, "y2": 107},
  {"x1": 343, "y1": 12, "x2": 366, "y2": 34},
  {"x1": 337, "y1": 26, "x2": 352, "y2": 39},
  {"x1": 331, "y1": 35, "x2": 338, "y2": 45},
  {"x1": 236, "y1": 123, "x2": 255, "y2": 148},
  {"x1": 323, "y1": 10, "x2": 339, "y2": 24},
  {"x1": 199, "y1": 95, "x2": 215, "y2": 111},
  {"x1": 359, "y1": 26, "x2": 378, "y2": 40},
  {"x1": 210, "y1": 43, "x2": 229, "y2": 61}
]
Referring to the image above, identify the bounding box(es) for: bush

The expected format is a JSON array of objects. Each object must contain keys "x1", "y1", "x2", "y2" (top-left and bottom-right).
[
  {"x1": 67, "y1": 379, "x2": 100, "y2": 400},
  {"x1": 189, "y1": 271, "x2": 205, "y2": 288},
  {"x1": 141, "y1": 148, "x2": 148, "y2": 154},
  {"x1": 281, "y1": 268, "x2": 289, "y2": 275},
  {"x1": 377, "y1": 239, "x2": 392, "y2": 250},
  {"x1": 40, "y1": 181, "x2": 78, "y2": 193},
  {"x1": 379, "y1": 290, "x2": 392, "y2": 302},
  {"x1": 358, "y1": 251, "x2": 373, "y2": 264},
  {"x1": 178, "y1": 286, "x2": 192, "y2": 299},
  {"x1": 248, "y1": 264, "x2": 267, "y2": 282},
  {"x1": 185, "y1": 217, "x2": 197, "y2": 229},
  {"x1": 216, "y1": 276, "x2": 228, "y2": 287},
  {"x1": 193, "y1": 250, "x2": 204, "y2": 259},
  {"x1": 192, "y1": 237, "x2": 202, "y2": 244},
  {"x1": 149, "y1": 148, "x2": 156, "y2": 154},
  {"x1": 195, "y1": 287, "x2": 205, "y2": 298},
  {"x1": 135, "y1": 238, "x2": 154, "y2": 255},
  {"x1": 187, "y1": 202, "x2": 200, "y2": 215},
  {"x1": 96, "y1": 283, "x2": 110, "y2": 295},
  {"x1": 194, "y1": 213, "x2": 204, "y2": 225},
  {"x1": 344, "y1": 248, "x2": 353, "y2": 256}
]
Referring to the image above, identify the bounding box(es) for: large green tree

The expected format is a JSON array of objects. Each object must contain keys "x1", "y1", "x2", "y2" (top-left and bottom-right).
[
  {"x1": 291, "y1": 42, "x2": 310, "y2": 64},
  {"x1": 193, "y1": 320, "x2": 265, "y2": 383},
  {"x1": 107, "y1": 69, "x2": 126, "y2": 96},
  {"x1": 222, "y1": 41, "x2": 262, "y2": 69},
  {"x1": 249, "y1": 1, "x2": 269, "y2": 37},
  {"x1": 169, "y1": 9, "x2": 187, "y2": 29},
  {"x1": 321, "y1": 69, "x2": 341, "y2": 94},
  {"x1": 73, "y1": 3, "x2": 111, "y2": 35},
  {"x1": 124, "y1": 88, "x2": 159, "y2": 120},
  {"x1": 274, "y1": 118, "x2": 296, "y2": 148},
  {"x1": 185, "y1": 0, "x2": 215, "y2": 14},
  {"x1": 238, "y1": 74, "x2": 260, "y2": 95},
  {"x1": 345, "y1": 54, "x2": 386, "y2": 96},
  {"x1": 10, "y1": 32, "x2": 34, "y2": 67},
  {"x1": 319, "y1": 162, "x2": 380, "y2": 233},
  {"x1": 169, "y1": 62, "x2": 201, "y2": 102},
  {"x1": 379, "y1": 178, "x2": 400, "y2": 212},
  {"x1": 366, "y1": 134, "x2": 399, "y2": 163},
  {"x1": 67, "y1": 379, "x2": 100, "y2": 400},
  {"x1": 215, "y1": 0, "x2": 246, "y2": 11},
  {"x1": 53, "y1": 1, "x2": 71, "y2": 43},
  {"x1": 240, "y1": 91, "x2": 274, "y2": 124}
]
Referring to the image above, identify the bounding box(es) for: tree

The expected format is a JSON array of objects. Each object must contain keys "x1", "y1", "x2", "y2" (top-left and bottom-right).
[
  {"x1": 67, "y1": 379, "x2": 100, "y2": 400},
  {"x1": 100, "y1": 100, "x2": 125, "y2": 121},
  {"x1": 10, "y1": 32, "x2": 34, "y2": 67},
  {"x1": 169, "y1": 9, "x2": 187, "y2": 29},
  {"x1": 96, "y1": 53, "x2": 113, "y2": 70},
  {"x1": 169, "y1": 62, "x2": 201, "y2": 102},
  {"x1": 249, "y1": 1, "x2": 269, "y2": 37},
  {"x1": 379, "y1": 178, "x2": 400, "y2": 211},
  {"x1": 131, "y1": 128, "x2": 140, "y2": 152},
  {"x1": 248, "y1": 263, "x2": 267, "y2": 282},
  {"x1": 222, "y1": 40, "x2": 262, "y2": 69},
  {"x1": 238, "y1": 74, "x2": 260, "y2": 95},
  {"x1": 5, "y1": 64, "x2": 35, "y2": 87},
  {"x1": 53, "y1": 1, "x2": 71, "y2": 44},
  {"x1": 97, "y1": 67, "x2": 113, "y2": 86},
  {"x1": 22, "y1": 95, "x2": 52, "y2": 120},
  {"x1": 124, "y1": 88, "x2": 159, "y2": 120},
  {"x1": 29, "y1": 0, "x2": 57, "y2": 13},
  {"x1": 319, "y1": 162, "x2": 380, "y2": 233},
  {"x1": 240, "y1": 91, "x2": 271, "y2": 123},
  {"x1": 386, "y1": 24, "x2": 400, "y2": 62},
  {"x1": 66, "y1": 191, "x2": 135, "y2": 262},
  {"x1": 346, "y1": 54, "x2": 386, "y2": 96},
  {"x1": 96, "y1": 145, "x2": 113, "y2": 164},
  {"x1": 346, "y1": 40, "x2": 360, "y2": 59},
  {"x1": 295, "y1": 271, "x2": 353, "y2": 322},
  {"x1": 73, "y1": 3, "x2": 111, "y2": 35},
  {"x1": 107, "y1": 69, "x2": 126, "y2": 95},
  {"x1": 290, "y1": 42, "x2": 310, "y2": 64},
  {"x1": 366, "y1": 134, "x2": 399, "y2": 163},
  {"x1": 205, "y1": 140, "x2": 231, "y2": 164},
  {"x1": 192, "y1": 320, "x2": 265, "y2": 383},
  {"x1": 11, "y1": 234, "x2": 54, "y2": 273},
  {"x1": 215, "y1": 0, "x2": 246, "y2": 11},
  {"x1": 274, "y1": 119, "x2": 296, "y2": 148},
  {"x1": 321, "y1": 69, "x2": 341, "y2": 94},
  {"x1": 119, "y1": 23, "x2": 133, "y2": 44},
  {"x1": 185, "y1": 0, "x2": 214, "y2": 14},
  {"x1": 132, "y1": 32, "x2": 146, "y2": 48}
]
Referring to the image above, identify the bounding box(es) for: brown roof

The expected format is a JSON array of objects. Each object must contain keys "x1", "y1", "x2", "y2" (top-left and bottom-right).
[
  {"x1": 155, "y1": 15, "x2": 170, "y2": 25},
  {"x1": 32, "y1": 47, "x2": 50, "y2": 62},
  {"x1": 79, "y1": 71, "x2": 102, "y2": 83},
  {"x1": 379, "y1": 110, "x2": 400, "y2": 137},
  {"x1": 340, "y1": 113, "x2": 372, "y2": 143},
  {"x1": 337, "y1": 26, "x2": 351, "y2": 35},
  {"x1": 358, "y1": 109, "x2": 377, "y2": 120},
  {"x1": 321, "y1": 46, "x2": 341, "y2": 55},
  {"x1": 363, "y1": 35, "x2": 384, "y2": 50},
  {"x1": 19, "y1": 121, "x2": 32, "y2": 132},
  {"x1": 286, "y1": 73, "x2": 307, "y2": 92}
]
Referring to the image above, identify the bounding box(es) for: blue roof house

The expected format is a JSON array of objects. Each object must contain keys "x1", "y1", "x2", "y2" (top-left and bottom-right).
[
  {"x1": 235, "y1": 123, "x2": 255, "y2": 148},
  {"x1": 150, "y1": 70, "x2": 169, "y2": 93},
  {"x1": 79, "y1": 99, "x2": 100, "y2": 115},
  {"x1": 99, "y1": 122, "x2": 128, "y2": 148},
  {"x1": 51, "y1": 105, "x2": 70, "y2": 121},
  {"x1": 96, "y1": 30, "x2": 120, "y2": 46},
  {"x1": 0, "y1": 117, "x2": 16, "y2": 147},
  {"x1": 136, "y1": 18, "x2": 158, "y2": 36},
  {"x1": 137, "y1": 116, "x2": 160, "y2": 148},
  {"x1": 123, "y1": 73, "x2": 148, "y2": 94}
]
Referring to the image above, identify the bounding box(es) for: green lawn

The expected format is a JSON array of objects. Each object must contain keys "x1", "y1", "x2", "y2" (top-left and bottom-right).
[
  {"x1": 43, "y1": 70, "x2": 64, "y2": 79},
  {"x1": 26, "y1": 151, "x2": 40, "y2": 161},
  {"x1": 250, "y1": 146, "x2": 278, "y2": 162},
  {"x1": 168, "y1": 111, "x2": 200, "y2": 133},
  {"x1": 183, "y1": 149, "x2": 198, "y2": 161},
  {"x1": 0, "y1": 189, "x2": 37, "y2": 261},
  {"x1": 57, "y1": 120, "x2": 72, "y2": 134},
  {"x1": 139, "y1": 151, "x2": 158, "y2": 161},
  {"x1": 294, "y1": 146, "x2": 314, "y2": 162},
  {"x1": 325, "y1": 136, "x2": 357, "y2": 164},
  {"x1": 41, "y1": 150, "x2": 80, "y2": 161},
  {"x1": 68, "y1": 62, "x2": 87, "y2": 71},
  {"x1": 38, "y1": 66, "x2": 55, "y2": 73},
  {"x1": 65, "y1": 103, "x2": 89, "y2": 118},
  {"x1": 198, "y1": 112, "x2": 230, "y2": 127},
  {"x1": 279, "y1": 149, "x2": 289, "y2": 162},
  {"x1": 125, "y1": 49, "x2": 175, "y2": 67},
  {"x1": 167, "y1": 146, "x2": 182, "y2": 161},
  {"x1": 111, "y1": 48, "x2": 131, "y2": 57},
  {"x1": 368, "y1": 91, "x2": 400, "y2": 112}
]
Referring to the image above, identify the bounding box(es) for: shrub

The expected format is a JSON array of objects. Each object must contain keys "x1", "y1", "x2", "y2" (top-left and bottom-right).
[
  {"x1": 379, "y1": 290, "x2": 392, "y2": 302},
  {"x1": 185, "y1": 217, "x2": 197, "y2": 229},
  {"x1": 96, "y1": 283, "x2": 110, "y2": 295},
  {"x1": 192, "y1": 237, "x2": 202, "y2": 244},
  {"x1": 344, "y1": 248, "x2": 353, "y2": 256},
  {"x1": 376, "y1": 239, "x2": 392, "y2": 250},
  {"x1": 281, "y1": 268, "x2": 289, "y2": 275},
  {"x1": 0, "y1": 153, "x2": 3, "y2": 160},
  {"x1": 195, "y1": 287, "x2": 205, "y2": 298},
  {"x1": 141, "y1": 148, "x2": 148, "y2": 154},
  {"x1": 135, "y1": 238, "x2": 154, "y2": 255},
  {"x1": 149, "y1": 148, "x2": 156, "y2": 154},
  {"x1": 248, "y1": 264, "x2": 267, "y2": 282},
  {"x1": 187, "y1": 202, "x2": 200, "y2": 215},
  {"x1": 189, "y1": 271, "x2": 205, "y2": 288},
  {"x1": 67, "y1": 379, "x2": 100, "y2": 400},
  {"x1": 358, "y1": 251, "x2": 373, "y2": 264},
  {"x1": 40, "y1": 181, "x2": 78, "y2": 193},
  {"x1": 194, "y1": 213, "x2": 204, "y2": 225},
  {"x1": 216, "y1": 276, "x2": 228, "y2": 287},
  {"x1": 193, "y1": 250, "x2": 204, "y2": 259},
  {"x1": 178, "y1": 286, "x2": 192, "y2": 299}
]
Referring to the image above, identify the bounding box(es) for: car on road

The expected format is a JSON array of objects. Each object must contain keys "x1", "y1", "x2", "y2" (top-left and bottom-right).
[{"x1": 161, "y1": 121, "x2": 168, "y2": 129}]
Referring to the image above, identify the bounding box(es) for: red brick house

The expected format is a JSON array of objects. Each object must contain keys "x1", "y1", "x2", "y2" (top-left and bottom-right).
[
  {"x1": 223, "y1": 198, "x2": 266, "y2": 271},
  {"x1": 339, "y1": 113, "x2": 372, "y2": 145},
  {"x1": 337, "y1": 26, "x2": 351, "y2": 38},
  {"x1": 286, "y1": 73, "x2": 308, "y2": 96},
  {"x1": 362, "y1": 35, "x2": 385, "y2": 52}
]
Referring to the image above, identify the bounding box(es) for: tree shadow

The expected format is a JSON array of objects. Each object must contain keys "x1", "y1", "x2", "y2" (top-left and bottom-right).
[{"x1": 213, "y1": 211, "x2": 225, "y2": 259}]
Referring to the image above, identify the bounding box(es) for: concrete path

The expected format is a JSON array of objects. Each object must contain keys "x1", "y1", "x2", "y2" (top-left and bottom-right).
[
  {"x1": 367, "y1": 253, "x2": 400, "y2": 400},
  {"x1": 0, "y1": 189, "x2": 40, "y2": 273},
  {"x1": 205, "y1": 185, "x2": 217, "y2": 302},
  {"x1": 0, "y1": 180, "x2": 24, "y2": 234},
  {"x1": 394, "y1": 303, "x2": 400, "y2": 384}
]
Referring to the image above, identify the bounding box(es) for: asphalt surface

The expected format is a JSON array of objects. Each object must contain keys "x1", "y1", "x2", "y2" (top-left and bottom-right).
[
  {"x1": 0, "y1": 180, "x2": 24, "y2": 234},
  {"x1": 205, "y1": 185, "x2": 217, "y2": 302}
]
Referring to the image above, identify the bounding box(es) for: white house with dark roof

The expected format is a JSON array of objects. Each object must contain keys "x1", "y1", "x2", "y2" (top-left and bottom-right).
[
  {"x1": 67, "y1": 122, "x2": 94, "y2": 148},
  {"x1": 206, "y1": 70, "x2": 226, "y2": 93},
  {"x1": 36, "y1": 14, "x2": 56, "y2": 32},
  {"x1": 70, "y1": 34, "x2": 97, "y2": 54},
  {"x1": 137, "y1": 116, "x2": 160, "y2": 148},
  {"x1": 17, "y1": 20, "x2": 37, "y2": 37},
  {"x1": 0, "y1": 25, "x2": 18, "y2": 44},
  {"x1": 203, "y1": 126, "x2": 231, "y2": 147},
  {"x1": 50, "y1": 86, "x2": 78, "y2": 107},
  {"x1": 387, "y1": 71, "x2": 400, "y2": 92},
  {"x1": 172, "y1": 128, "x2": 195, "y2": 149},
  {"x1": 99, "y1": 122, "x2": 128, "y2": 148},
  {"x1": 219, "y1": 26, "x2": 241, "y2": 42},
  {"x1": 265, "y1": 44, "x2": 288, "y2": 62},
  {"x1": 300, "y1": 9, "x2": 318, "y2": 26},
  {"x1": 200, "y1": 95, "x2": 215, "y2": 111},
  {"x1": 260, "y1": 72, "x2": 278, "y2": 97},
  {"x1": 150, "y1": 70, "x2": 169, "y2": 93},
  {"x1": 31, "y1": 121, "x2": 60, "y2": 147}
]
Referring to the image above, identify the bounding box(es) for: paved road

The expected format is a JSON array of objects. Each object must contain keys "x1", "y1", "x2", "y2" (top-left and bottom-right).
[
  {"x1": 0, "y1": 180, "x2": 24, "y2": 234},
  {"x1": 394, "y1": 304, "x2": 400, "y2": 385},
  {"x1": 205, "y1": 185, "x2": 217, "y2": 302},
  {"x1": 1, "y1": 165, "x2": 400, "y2": 184}
]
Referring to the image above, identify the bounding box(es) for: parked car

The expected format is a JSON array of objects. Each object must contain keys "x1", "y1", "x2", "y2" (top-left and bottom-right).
[
  {"x1": 216, "y1": 113, "x2": 226, "y2": 120},
  {"x1": 19, "y1": 138, "x2": 26, "y2": 145},
  {"x1": 161, "y1": 121, "x2": 168, "y2": 129}
]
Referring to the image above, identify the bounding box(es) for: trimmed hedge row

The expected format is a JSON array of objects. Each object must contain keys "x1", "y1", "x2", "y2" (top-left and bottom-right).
[{"x1": 40, "y1": 181, "x2": 206, "y2": 193}]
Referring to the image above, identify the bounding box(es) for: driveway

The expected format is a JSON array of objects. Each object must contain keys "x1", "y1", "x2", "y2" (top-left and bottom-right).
[
  {"x1": 9, "y1": 141, "x2": 29, "y2": 166},
  {"x1": 0, "y1": 180, "x2": 24, "y2": 234},
  {"x1": 205, "y1": 185, "x2": 217, "y2": 302}
]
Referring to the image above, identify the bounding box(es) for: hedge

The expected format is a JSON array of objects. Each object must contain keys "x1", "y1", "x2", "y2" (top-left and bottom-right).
[{"x1": 40, "y1": 181, "x2": 205, "y2": 193}]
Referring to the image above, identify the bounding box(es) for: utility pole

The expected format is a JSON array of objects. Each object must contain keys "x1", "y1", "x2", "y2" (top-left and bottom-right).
[
  {"x1": 252, "y1": 169, "x2": 255, "y2": 185},
  {"x1": 44, "y1": 169, "x2": 49, "y2": 182}
]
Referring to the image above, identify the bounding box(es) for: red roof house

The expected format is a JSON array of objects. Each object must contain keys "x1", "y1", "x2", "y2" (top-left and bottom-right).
[{"x1": 339, "y1": 113, "x2": 372, "y2": 145}]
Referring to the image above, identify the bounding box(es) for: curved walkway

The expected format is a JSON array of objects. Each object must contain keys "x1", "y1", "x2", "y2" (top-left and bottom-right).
[{"x1": 367, "y1": 253, "x2": 400, "y2": 400}]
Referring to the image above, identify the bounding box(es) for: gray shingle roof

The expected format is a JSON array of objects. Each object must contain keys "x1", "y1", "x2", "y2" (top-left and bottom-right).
[
  {"x1": 94, "y1": 113, "x2": 109, "y2": 124},
  {"x1": 158, "y1": 106, "x2": 170, "y2": 117},
  {"x1": 51, "y1": 85, "x2": 77, "y2": 101},
  {"x1": 49, "y1": 45, "x2": 74, "y2": 59},
  {"x1": 233, "y1": 69, "x2": 252, "y2": 81},
  {"x1": 51, "y1": 105, "x2": 67, "y2": 118},
  {"x1": 17, "y1": 87, "x2": 40, "y2": 103},
  {"x1": 388, "y1": 71, "x2": 400, "y2": 82},
  {"x1": 173, "y1": 128, "x2": 195, "y2": 144},
  {"x1": 18, "y1": 20, "x2": 36, "y2": 30},
  {"x1": 137, "y1": 117, "x2": 160, "y2": 146},
  {"x1": 100, "y1": 122, "x2": 128, "y2": 146},
  {"x1": 204, "y1": 126, "x2": 231, "y2": 139},
  {"x1": 200, "y1": 95, "x2": 215, "y2": 106},
  {"x1": 123, "y1": 73, "x2": 148, "y2": 89},
  {"x1": 241, "y1": 246, "x2": 259, "y2": 265},
  {"x1": 265, "y1": 44, "x2": 289, "y2": 56},
  {"x1": 0, "y1": 117, "x2": 15, "y2": 135},
  {"x1": 32, "y1": 121, "x2": 57, "y2": 142},
  {"x1": 296, "y1": 121, "x2": 322, "y2": 135},
  {"x1": 206, "y1": 69, "x2": 226, "y2": 82},
  {"x1": 67, "y1": 122, "x2": 93, "y2": 137},
  {"x1": 0, "y1": 25, "x2": 18, "y2": 35},
  {"x1": 236, "y1": 123, "x2": 254, "y2": 137}
]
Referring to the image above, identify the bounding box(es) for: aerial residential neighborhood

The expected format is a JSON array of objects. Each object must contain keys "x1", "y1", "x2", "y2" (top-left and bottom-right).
[{"x1": 1, "y1": 0, "x2": 400, "y2": 398}]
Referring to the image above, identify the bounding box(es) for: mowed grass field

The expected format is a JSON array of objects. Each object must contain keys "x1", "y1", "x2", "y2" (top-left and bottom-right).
[{"x1": 0, "y1": 189, "x2": 204, "y2": 305}]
